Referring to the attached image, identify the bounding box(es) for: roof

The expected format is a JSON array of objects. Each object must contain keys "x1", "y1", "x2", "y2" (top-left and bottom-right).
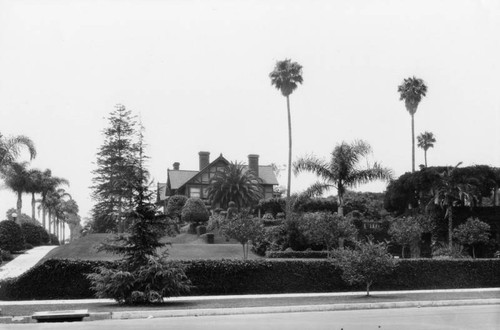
[
  {"x1": 243, "y1": 165, "x2": 279, "y2": 185},
  {"x1": 157, "y1": 183, "x2": 167, "y2": 201},
  {"x1": 168, "y1": 169, "x2": 198, "y2": 190}
]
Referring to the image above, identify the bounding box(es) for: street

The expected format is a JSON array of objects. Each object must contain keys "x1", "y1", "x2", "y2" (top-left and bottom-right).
[{"x1": 3, "y1": 305, "x2": 500, "y2": 330}]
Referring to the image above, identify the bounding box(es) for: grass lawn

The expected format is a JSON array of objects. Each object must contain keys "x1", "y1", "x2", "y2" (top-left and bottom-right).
[
  {"x1": 1, "y1": 291, "x2": 499, "y2": 317},
  {"x1": 40, "y1": 231, "x2": 261, "y2": 263}
]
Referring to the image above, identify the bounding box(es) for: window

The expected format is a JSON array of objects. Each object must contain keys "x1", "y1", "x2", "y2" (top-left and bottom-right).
[{"x1": 189, "y1": 187, "x2": 201, "y2": 198}]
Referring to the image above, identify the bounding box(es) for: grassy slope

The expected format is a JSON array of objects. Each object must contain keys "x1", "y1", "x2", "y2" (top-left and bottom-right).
[{"x1": 41, "y1": 232, "x2": 261, "y2": 263}]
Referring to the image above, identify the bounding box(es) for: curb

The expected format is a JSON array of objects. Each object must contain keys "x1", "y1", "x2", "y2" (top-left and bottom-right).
[{"x1": 110, "y1": 298, "x2": 500, "y2": 320}]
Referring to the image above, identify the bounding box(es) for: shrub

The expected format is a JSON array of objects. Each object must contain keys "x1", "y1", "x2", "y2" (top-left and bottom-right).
[
  {"x1": 453, "y1": 217, "x2": 490, "y2": 258},
  {"x1": 21, "y1": 222, "x2": 50, "y2": 247},
  {"x1": 0, "y1": 220, "x2": 25, "y2": 252},
  {"x1": 166, "y1": 195, "x2": 188, "y2": 221},
  {"x1": 432, "y1": 243, "x2": 470, "y2": 259},
  {"x1": 181, "y1": 198, "x2": 209, "y2": 224},
  {"x1": 0, "y1": 249, "x2": 13, "y2": 262},
  {"x1": 332, "y1": 240, "x2": 397, "y2": 296},
  {"x1": 221, "y1": 213, "x2": 263, "y2": 259},
  {"x1": 252, "y1": 224, "x2": 287, "y2": 256},
  {"x1": 49, "y1": 233, "x2": 60, "y2": 245},
  {"x1": 300, "y1": 212, "x2": 358, "y2": 251},
  {"x1": 388, "y1": 216, "x2": 424, "y2": 258}
]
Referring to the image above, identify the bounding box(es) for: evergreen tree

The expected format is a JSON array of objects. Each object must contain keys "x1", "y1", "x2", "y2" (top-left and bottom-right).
[{"x1": 91, "y1": 105, "x2": 140, "y2": 233}]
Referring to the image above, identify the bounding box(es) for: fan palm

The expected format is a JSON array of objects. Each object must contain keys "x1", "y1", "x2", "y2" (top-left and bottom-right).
[
  {"x1": 0, "y1": 133, "x2": 36, "y2": 174},
  {"x1": 294, "y1": 140, "x2": 393, "y2": 216},
  {"x1": 207, "y1": 161, "x2": 264, "y2": 210},
  {"x1": 417, "y1": 131, "x2": 436, "y2": 167},
  {"x1": 398, "y1": 76, "x2": 428, "y2": 172},
  {"x1": 3, "y1": 162, "x2": 31, "y2": 224},
  {"x1": 432, "y1": 163, "x2": 479, "y2": 248},
  {"x1": 270, "y1": 59, "x2": 303, "y2": 220}
]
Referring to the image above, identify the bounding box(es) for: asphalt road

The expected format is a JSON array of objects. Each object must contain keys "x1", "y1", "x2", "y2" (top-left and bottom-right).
[{"x1": 4, "y1": 305, "x2": 500, "y2": 330}]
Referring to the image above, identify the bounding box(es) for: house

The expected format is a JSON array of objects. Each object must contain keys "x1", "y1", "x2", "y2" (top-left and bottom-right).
[{"x1": 157, "y1": 151, "x2": 279, "y2": 210}]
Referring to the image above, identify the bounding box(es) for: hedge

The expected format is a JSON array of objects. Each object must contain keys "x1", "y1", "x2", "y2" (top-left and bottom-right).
[
  {"x1": 266, "y1": 251, "x2": 329, "y2": 259},
  {"x1": 0, "y1": 258, "x2": 499, "y2": 300}
]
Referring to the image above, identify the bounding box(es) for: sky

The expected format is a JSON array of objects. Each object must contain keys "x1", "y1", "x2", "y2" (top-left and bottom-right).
[{"x1": 1, "y1": 0, "x2": 499, "y2": 223}]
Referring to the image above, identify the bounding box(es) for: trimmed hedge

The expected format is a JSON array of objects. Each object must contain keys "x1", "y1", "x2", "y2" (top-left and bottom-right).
[
  {"x1": 266, "y1": 251, "x2": 329, "y2": 259},
  {"x1": 21, "y1": 223, "x2": 50, "y2": 247},
  {"x1": 0, "y1": 220, "x2": 25, "y2": 252},
  {"x1": 1, "y1": 258, "x2": 499, "y2": 300}
]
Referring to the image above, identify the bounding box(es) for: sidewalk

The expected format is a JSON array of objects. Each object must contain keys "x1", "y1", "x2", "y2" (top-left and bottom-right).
[
  {"x1": 0, "y1": 288, "x2": 499, "y2": 323},
  {"x1": 0, "y1": 245, "x2": 57, "y2": 280}
]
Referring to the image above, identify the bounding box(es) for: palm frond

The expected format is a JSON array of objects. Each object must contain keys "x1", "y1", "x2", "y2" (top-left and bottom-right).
[{"x1": 293, "y1": 155, "x2": 333, "y2": 182}]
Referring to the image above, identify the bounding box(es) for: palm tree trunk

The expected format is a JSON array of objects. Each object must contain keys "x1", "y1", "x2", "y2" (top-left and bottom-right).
[
  {"x1": 411, "y1": 114, "x2": 415, "y2": 172},
  {"x1": 16, "y1": 191, "x2": 22, "y2": 225},
  {"x1": 31, "y1": 193, "x2": 36, "y2": 220},
  {"x1": 448, "y1": 206, "x2": 453, "y2": 248},
  {"x1": 337, "y1": 190, "x2": 344, "y2": 216},
  {"x1": 42, "y1": 198, "x2": 47, "y2": 230},
  {"x1": 286, "y1": 95, "x2": 292, "y2": 222},
  {"x1": 424, "y1": 149, "x2": 428, "y2": 167}
]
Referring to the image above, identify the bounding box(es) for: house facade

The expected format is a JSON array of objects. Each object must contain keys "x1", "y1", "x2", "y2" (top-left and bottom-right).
[{"x1": 157, "y1": 151, "x2": 279, "y2": 210}]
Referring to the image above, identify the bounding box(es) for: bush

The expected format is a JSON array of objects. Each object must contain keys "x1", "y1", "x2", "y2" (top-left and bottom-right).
[
  {"x1": 1, "y1": 258, "x2": 500, "y2": 300},
  {"x1": 0, "y1": 249, "x2": 13, "y2": 262},
  {"x1": 453, "y1": 217, "x2": 490, "y2": 258},
  {"x1": 21, "y1": 222, "x2": 50, "y2": 247},
  {"x1": 166, "y1": 195, "x2": 188, "y2": 221},
  {"x1": 432, "y1": 243, "x2": 470, "y2": 259},
  {"x1": 0, "y1": 220, "x2": 25, "y2": 252},
  {"x1": 181, "y1": 198, "x2": 209, "y2": 224},
  {"x1": 49, "y1": 233, "x2": 60, "y2": 245}
]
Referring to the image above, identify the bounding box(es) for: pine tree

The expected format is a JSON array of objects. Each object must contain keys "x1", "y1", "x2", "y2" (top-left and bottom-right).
[{"x1": 91, "y1": 105, "x2": 140, "y2": 233}]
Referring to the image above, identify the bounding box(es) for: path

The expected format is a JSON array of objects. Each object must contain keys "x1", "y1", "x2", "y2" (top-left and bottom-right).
[{"x1": 0, "y1": 246, "x2": 58, "y2": 280}]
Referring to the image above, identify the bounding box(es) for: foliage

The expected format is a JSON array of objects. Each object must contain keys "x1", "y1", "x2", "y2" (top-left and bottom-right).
[
  {"x1": 207, "y1": 161, "x2": 264, "y2": 210},
  {"x1": 0, "y1": 133, "x2": 36, "y2": 174},
  {"x1": 2, "y1": 161, "x2": 31, "y2": 222},
  {"x1": 91, "y1": 104, "x2": 144, "y2": 233},
  {"x1": 453, "y1": 217, "x2": 490, "y2": 258},
  {"x1": 432, "y1": 243, "x2": 470, "y2": 259},
  {"x1": 251, "y1": 224, "x2": 287, "y2": 256},
  {"x1": 6, "y1": 208, "x2": 38, "y2": 225},
  {"x1": 220, "y1": 213, "x2": 264, "y2": 259},
  {"x1": 181, "y1": 198, "x2": 209, "y2": 224},
  {"x1": 266, "y1": 250, "x2": 330, "y2": 258},
  {"x1": 3, "y1": 258, "x2": 500, "y2": 300},
  {"x1": 37, "y1": 169, "x2": 69, "y2": 230},
  {"x1": 0, "y1": 220, "x2": 25, "y2": 252},
  {"x1": 300, "y1": 212, "x2": 357, "y2": 251},
  {"x1": 88, "y1": 149, "x2": 191, "y2": 305},
  {"x1": 417, "y1": 131, "x2": 436, "y2": 167},
  {"x1": 332, "y1": 240, "x2": 397, "y2": 295},
  {"x1": 343, "y1": 191, "x2": 386, "y2": 219},
  {"x1": 257, "y1": 198, "x2": 285, "y2": 216},
  {"x1": 49, "y1": 233, "x2": 60, "y2": 245},
  {"x1": 294, "y1": 140, "x2": 392, "y2": 216},
  {"x1": 165, "y1": 195, "x2": 188, "y2": 221},
  {"x1": 20, "y1": 222, "x2": 50, "y2": 246},
  {"x1": 388, "y1": 216, "x2": 424, "y2": 258}
]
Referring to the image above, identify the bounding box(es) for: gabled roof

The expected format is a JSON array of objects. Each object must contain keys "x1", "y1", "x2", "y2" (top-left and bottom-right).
[
  {"x1": 243, "y1": 165, "x2": 279, "y2": 185},
  {"x1": 168, "y1": 170, "x2": 198, "y2": 190}
]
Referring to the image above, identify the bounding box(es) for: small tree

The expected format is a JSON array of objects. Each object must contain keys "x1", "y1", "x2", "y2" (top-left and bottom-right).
[
  {"x1": 181, "y1": 198, "x2": 209, "y2": 224},
  {"x1": 300, "y1": 212, "x2": 357, "y2": 253},
  {"x1": 388, "y1": 216, "x2": 423, "y2": 258},
  {"x1": 453, "y1": 217, "x2": 490, "y2": 258},
  {"x1": 166, "y1": 195, "x2": 188, "y2": 222},
  {"x1": 332, "y1": 240, "x2": 397, "y2": 296},
  {"x1": 221, "y1": 213, "x2": 263, "y2": 259}
]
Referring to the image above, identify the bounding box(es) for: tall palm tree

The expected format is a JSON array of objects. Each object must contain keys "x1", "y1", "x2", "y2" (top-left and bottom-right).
[
  {"x1": 433, "y1": 163, "x2": 479, "y2": 248},
  {"x1": 26, "y1": 168, "x2": 43, "y2": 220},
  {"x1": 397, "y1": 76, "x2": 428, "y2": 173},
  {"x1": 417, "y1": 131, "x2": 436, "y2": 167},
  {"x1": 207, "y1": 161, "x2": 264, "y2": 210},
  {"x1": 3, "y1": 162, "x2": 31, "y2": 224},
  {"x1": 0, "y1": 133, "x2": 36, "y2": 174},
  {"x1": 294, "y1": 140, "x2": 393, "y2": 216},
  {"x1": 38, "y1": 169, "x2": 69, "y2": 230},
  {"x1": 45, "y1": 188, "x2": 71, "y2": 238},
  {"x1": 269, "y1": 59, "x2": 303, "y2": 220}
]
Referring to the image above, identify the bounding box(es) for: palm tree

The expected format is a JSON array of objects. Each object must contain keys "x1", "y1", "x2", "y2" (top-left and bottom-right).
[
  {"x1": 3, "y1": 162, "x2": 31, "y2": 224},
  {"x1": 433, "y1": 163, "x2": 479, "y2": 248},
  {"x1": 26, "y1": 168, "x2": 43, "y2": 221},
  {"x1": 0, "y1": 133, "x2": 36, "y2": 174},
  {"x1": 38, "y1": 169, "x2": 69, "y2": 230},
  {"x1": 417, "y1": 131, "x2": 436, "y2": 167},
  {"x1": 397, "y1": 76, "x2": 428, "y2": 173},
  {"x1": 45, "y1": 188, "x2": 71, "y2": 238},
  {"x1": 270, "y1": 59, "x2": 303, "y2": 220},
  {"x1": 207, "y1": 161, "x2": 264, "y2": 210},
  {"x1": 294, "y1": 140, "x2": 393, "y2": 216}
]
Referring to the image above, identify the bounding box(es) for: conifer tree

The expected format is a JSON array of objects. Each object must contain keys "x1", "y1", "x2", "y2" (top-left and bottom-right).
[{"x1": 91, "y1": 105, "x2": 140, "y2": 233}]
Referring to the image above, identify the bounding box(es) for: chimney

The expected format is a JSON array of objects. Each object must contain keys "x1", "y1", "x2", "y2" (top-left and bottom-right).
[
  {"x1": 248, "y1": 154, "x2": 259, "y2": 177},
  {"x1": 173, "y1": 162, "x2": 180, "y2": 170},
  {"x1": 199, "y1": 151, "x2": 210, "y2": 170}
]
